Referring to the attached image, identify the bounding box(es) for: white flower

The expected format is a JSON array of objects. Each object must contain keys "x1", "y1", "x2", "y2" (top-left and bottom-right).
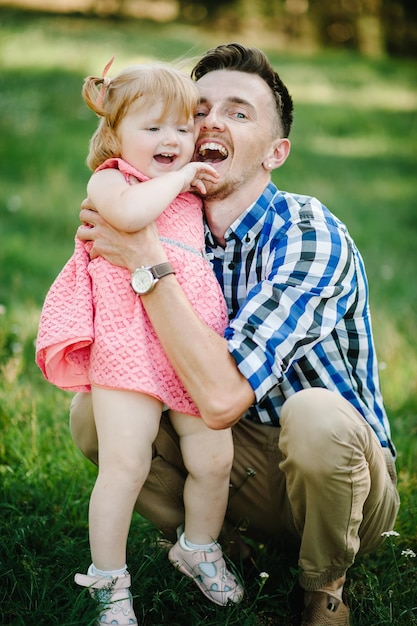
[
  {"x1": 401, "y1": 549, "x2": 417, "y2": 558},
  {"x1": 381, "y1": 530, "x2": 400, "y2": 538},
  {"x1": 259, "y1": 572, "x2": 269, "y2": 579}
]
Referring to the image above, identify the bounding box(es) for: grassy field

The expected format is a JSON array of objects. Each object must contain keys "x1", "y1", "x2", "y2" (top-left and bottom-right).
[{"x1": 1, "y1": 8, "x2": 417, "y2": 625}]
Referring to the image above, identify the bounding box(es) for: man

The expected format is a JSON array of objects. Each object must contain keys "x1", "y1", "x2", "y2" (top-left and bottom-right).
[{"x1": 71, "y1": 43, "x2": 400, "y2": 625}]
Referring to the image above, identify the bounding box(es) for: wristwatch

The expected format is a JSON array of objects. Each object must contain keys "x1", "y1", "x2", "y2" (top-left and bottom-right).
[{"x1": 131, "y1": 262, "x2": 175, "y2": 295}]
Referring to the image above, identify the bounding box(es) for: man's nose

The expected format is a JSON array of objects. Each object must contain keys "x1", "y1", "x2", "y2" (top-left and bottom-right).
[{"x1": 200, "y1": 108, "x2": 224, "y2": 131}]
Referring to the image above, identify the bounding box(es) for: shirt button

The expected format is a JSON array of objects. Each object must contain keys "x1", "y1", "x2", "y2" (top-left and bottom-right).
[{"x1": 228, "y1": 262, "x2": 235, "y2": 269}]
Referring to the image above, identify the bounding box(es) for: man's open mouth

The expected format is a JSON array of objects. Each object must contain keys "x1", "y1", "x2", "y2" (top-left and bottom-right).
[{"x1": 196, "y1": 142, "x2": 228, "y2": 163}]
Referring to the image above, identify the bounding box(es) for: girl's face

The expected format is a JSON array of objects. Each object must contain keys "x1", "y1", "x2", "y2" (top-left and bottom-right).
[{"x1": 116, "y1": 99, "x2": 196, "y2": 178}]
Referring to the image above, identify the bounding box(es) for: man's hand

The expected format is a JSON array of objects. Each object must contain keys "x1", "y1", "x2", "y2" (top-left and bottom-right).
[{"x1": 77, "y1": 198, "x2": 167, "y2": 271}]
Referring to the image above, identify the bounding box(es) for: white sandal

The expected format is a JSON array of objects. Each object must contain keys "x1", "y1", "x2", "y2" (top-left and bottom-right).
[
  {"x1": 75, "y1": 572, "x2": 138, "y2": 625},
  {"x1": 168, "y1": 533, "x2": 244, "y2": 606}
]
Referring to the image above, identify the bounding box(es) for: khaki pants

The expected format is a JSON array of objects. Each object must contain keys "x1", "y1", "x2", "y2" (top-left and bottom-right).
[{"x1": 70, "y1": 388, "x2": 400, "y2": 591}]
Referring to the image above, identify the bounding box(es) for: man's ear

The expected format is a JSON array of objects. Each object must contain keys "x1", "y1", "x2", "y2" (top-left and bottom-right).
[{"x1": 262, "y1": 138, "x2": 291, "y2": 171}]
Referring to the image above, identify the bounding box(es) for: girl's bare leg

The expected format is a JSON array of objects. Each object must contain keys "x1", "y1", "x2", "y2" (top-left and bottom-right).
[
  {"x1": 89, "y1": 387, "x2": 162, "y2": 570},
  {"x1": 169, "y1": 411, "x2": 233, "y2": 545}
]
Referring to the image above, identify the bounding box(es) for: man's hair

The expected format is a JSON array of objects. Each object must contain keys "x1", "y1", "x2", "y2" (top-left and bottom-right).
[
  {"x1": 191, "y1": 43, "x2": 293, "y2": 138},
  {"x1": 82, "y1": 64, "x2": 199, "y2": 171}
]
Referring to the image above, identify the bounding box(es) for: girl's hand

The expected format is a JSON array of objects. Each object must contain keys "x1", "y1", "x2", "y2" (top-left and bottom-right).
[{"x1": 180, "y1": 162, "x2": 219, "y2": 195}]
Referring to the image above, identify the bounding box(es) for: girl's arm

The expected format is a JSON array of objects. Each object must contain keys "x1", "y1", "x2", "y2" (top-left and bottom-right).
[{"x1": 86, "y1": 162, "x2": 219, "y2": 232}]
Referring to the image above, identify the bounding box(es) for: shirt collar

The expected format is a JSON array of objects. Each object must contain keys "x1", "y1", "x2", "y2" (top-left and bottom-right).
[{"x1": 204, "y1": 181, "x2": 278, "y2": 248}]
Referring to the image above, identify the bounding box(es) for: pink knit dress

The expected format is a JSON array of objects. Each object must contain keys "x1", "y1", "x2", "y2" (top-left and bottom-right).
[{"x1": 36, "y1": 158, "x2": 228, "y2": 416}]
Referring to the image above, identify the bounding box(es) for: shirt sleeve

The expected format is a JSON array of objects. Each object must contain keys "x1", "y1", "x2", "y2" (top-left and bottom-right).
[{"x1": 225, "y1": 209, "x2": 358, "y2": 402}]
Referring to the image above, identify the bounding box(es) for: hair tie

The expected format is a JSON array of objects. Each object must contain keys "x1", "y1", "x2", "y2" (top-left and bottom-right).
[{"x1": 97, "y1": 55, "x2": 115, "y2": 107}]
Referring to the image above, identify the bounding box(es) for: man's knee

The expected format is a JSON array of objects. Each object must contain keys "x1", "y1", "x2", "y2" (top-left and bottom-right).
[
  {"x1": 282, "y1": 388, "x2": 338, "y2": 423},
  {"x1": 279, "y1": 388, "x2": 363, "y2": 476},
  {"x1": 281, "y1": 388, "x2": 359, "y2": 437}
]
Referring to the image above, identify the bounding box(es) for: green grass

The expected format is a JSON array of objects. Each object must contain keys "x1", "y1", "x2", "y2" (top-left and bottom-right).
[{"x1": 1, "y1": 8, "x2": 417, "y2": 625}]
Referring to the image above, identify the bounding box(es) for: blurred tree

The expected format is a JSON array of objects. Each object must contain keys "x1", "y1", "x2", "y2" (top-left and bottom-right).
[
  {"x1": 185, "y1": 0, "x2": 416, "y2": 56},
  {"x1": 89, "y1": 0, "x2": 128, "y2": 17},
  {"x1": 308, "y1": 0, "x2": 384, "y2": 55},
  {"x1": 382, "y1": 0, "x2": 417, "y2": 55},
  {"x1": 10, "y1": 0, "x2": 415, "y2": 57},
  {"x1": 178, "y1": 0, "x2": 239, "y2": 23}
]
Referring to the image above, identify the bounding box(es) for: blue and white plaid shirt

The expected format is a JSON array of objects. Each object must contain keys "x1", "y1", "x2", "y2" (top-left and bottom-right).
[{"x1": 205, "y1": 182, "x2": 394, "y2": 455}]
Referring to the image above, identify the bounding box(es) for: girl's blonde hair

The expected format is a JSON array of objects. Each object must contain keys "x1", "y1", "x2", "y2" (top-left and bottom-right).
[{"x1": 82, "y1": 63, "x2": 199, "y2": 171}]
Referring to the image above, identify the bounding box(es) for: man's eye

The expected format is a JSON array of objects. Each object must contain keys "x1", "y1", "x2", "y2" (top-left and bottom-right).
[{"x1": 235, "y1": 111, "x2": 246, "y2": 119}]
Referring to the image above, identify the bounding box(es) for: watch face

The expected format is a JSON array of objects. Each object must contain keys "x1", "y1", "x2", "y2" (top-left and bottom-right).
[{"x1": 131, "y1": 268, "x2": 154, "y2": 294}]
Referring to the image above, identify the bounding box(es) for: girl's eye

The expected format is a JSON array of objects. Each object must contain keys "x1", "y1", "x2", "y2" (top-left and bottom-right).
[
  {"x1": 148, "y1": 127, "x2": 159, "y2": 132},
  {"x1": 195, "y1": 110, "x2": 207, "y2": 118}
]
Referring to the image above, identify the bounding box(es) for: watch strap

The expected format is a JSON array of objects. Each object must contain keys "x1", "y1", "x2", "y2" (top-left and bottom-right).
[{"x1": 150, "y1": 262, "x2": 176, "y2": 280}]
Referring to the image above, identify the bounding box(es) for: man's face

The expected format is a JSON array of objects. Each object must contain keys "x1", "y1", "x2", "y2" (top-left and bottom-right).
[{"x1": 194, "y1": 70, "x2": 280, "y2": 200}]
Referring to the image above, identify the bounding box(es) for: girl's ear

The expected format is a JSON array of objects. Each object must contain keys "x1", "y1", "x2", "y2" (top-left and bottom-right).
[{"x1": 262, "y1": 138, "x2": 291, "y2": 171}]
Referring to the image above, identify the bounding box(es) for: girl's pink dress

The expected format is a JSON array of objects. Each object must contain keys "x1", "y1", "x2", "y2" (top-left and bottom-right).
[{"x1": 36, "y1": 158, "x2": 228, "y2": 416}]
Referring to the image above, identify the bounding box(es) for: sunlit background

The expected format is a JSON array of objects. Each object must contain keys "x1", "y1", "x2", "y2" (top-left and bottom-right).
[{"x1": 1, "y1": 2, "x2": 417, "y2": 624}]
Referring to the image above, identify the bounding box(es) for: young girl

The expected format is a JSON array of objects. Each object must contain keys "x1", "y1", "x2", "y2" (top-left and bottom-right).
[{"x1": 36, "y1": 61, "x2": 243, "y2": 624}]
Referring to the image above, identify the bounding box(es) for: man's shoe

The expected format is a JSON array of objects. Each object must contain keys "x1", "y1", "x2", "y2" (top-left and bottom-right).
[
  {"x1": 168, "y1": 534, "x2": 244, "y2": 606},
  {"x1": 75, "y1": 572, "x2": 138, "y2": 625},
  {"x1": 301, "y1": 590, "x2": 350, "y2": 625}
]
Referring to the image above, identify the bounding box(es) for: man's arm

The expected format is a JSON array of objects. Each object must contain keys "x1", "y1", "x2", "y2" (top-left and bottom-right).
[{"x1": 77, "y1": 208, "x2": 255, "y2": 428}]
